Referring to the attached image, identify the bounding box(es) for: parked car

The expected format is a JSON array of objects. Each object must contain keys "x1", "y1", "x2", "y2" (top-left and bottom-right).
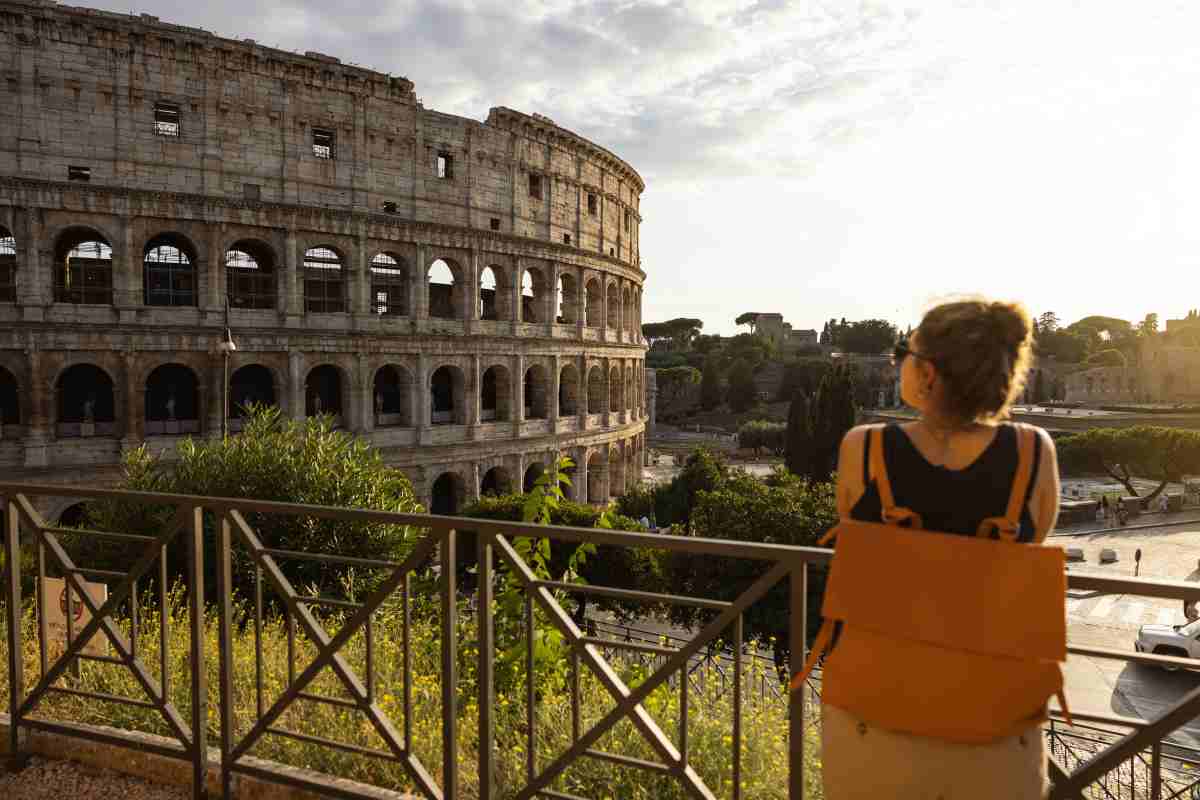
[{"x1": 1135, "y1": 618, "x2": 1200, "y2": 669}]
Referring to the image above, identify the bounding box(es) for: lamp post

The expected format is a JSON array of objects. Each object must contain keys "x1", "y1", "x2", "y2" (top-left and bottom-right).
[{"x1": 217, "y1": 325, "x2": 237, "y2": 438}]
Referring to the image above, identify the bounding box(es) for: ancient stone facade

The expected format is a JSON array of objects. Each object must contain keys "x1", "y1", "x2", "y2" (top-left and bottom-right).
[{"x1": 0, "y1": 0, "x2": 647, "y2": 518}]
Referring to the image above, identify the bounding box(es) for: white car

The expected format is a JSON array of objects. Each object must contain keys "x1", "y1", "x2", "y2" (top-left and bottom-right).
[{"x1": 1135, "y1": 618, "x2": 1200, "y2": 668}]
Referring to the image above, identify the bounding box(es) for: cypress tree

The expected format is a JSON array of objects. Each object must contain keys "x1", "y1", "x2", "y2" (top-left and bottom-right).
[
  {"x1": 699, "y1": 356, "x2": 724, "y2": 410},
  {"x1": 1034, "y1": 369, "x2": 1046, "y2": 404},
  {"x1": 726, "y1": 361, "x2": 758, "y2": 413},
  {"x1": 785, "y1": 391, "x2": 814, "y2": 479},
  {"x1": 810, "y1": 365, "x2": 858, "y2": 481}
]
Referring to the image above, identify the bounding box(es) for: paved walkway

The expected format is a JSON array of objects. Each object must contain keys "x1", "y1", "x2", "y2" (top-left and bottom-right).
[{"x1": 0, "y1": 757, "x2": 187, "y2": 800}]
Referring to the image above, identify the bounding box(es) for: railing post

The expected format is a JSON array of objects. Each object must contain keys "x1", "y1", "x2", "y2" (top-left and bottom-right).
[
  {"x1": 441, "y1": 529, "x2": 457, "y2": 800},
  {"x1": 186, "y1": 504, "x2": 208, "y2": 799},
  {"x1": 477, "y1": 531, "x2": 494, "y2": 800},
  {"x1": 789, "y1": 560, "x2": 808, "y2": 800},
  {"x1": 4, "y1": 497, "x2": 26, "y2": 771},
  {"x1": 1150, "y1": 741, "x2": 1162, "y2": 800},
  {"x1": 216, "y1": 514, "x2": 236, "y2": 799}
]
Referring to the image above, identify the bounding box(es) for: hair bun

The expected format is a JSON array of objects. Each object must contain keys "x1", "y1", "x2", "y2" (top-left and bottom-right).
[{"x1": 988, "y1": 302, "x2": 1031, "y2": 349}]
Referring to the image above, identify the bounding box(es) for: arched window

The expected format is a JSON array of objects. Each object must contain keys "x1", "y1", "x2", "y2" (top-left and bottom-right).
[
  {"x1": 229, "y1": 364, "x2": 276, "y2": 421},
  {"x1": 521, "y1": 270, "x2": 538, "y2": 323},
  {"x1": 303, "y1": 247, "x2": 345, "y2": 313},
  {"x1": 622, "y1": 287, "x2": 633, "y2": 332},
  {"x1": 373, "y1": 365, "x2": 413, "y2": 427},
  {"x1": 227, "y1": 240, "x2": 277, "y2": 309},
  {"x1": 585, "y1": 279, "x2": 602, "y2": 328},
  {"x1": 606, "y1": 283, "x2": 620, "y2": 329},
  {"x1": 431, "y1": 366, "x2": 465, "y2": 425},
  {"x1": 0, "y1": 366, "x2": 19, "y2": 428},
  {"x1": 610, "y1": 366, "x2": 623, "y2": 411},
  {"x1": 480, "y1": 267, "x2": 499, "y2": 320},
  {"x1": 56, "y1": 364, "x2": 116, "y2": 437},
  {"x1": 143, "y1": 235, "x2": 196, "y2": 306},
  {"x1": 306, "y1": 365, "x2": 343, "y2": 418},
  {"x1": 428, "y1": 259, "x2": 456, "y2": 319},
  {"x1": 523, "y1": 462, "x2": 544, "y2": 493},
  {"x1": 587, "y1": 366, "x2": 606, "y2": 414},
  {"x1": 55, "y1": 230, "x2": 113, "y2": 305},
  {"x1": 481, "y1": 365, "x2": 511, "y2": 422},
  {"x1": 557, "y1": 274, "x2": 576, "y2": 324},
  {"x1": 431, "y1": 472, "x2": 463, "y2": 515},
  {"x1": 0, "y1": 227, "x2": 15, "y2": 303},
  {"x1": 559, "y1": 364, "x2": 580, "y2": 416},
  {"x1": 524, "y1": 365, "x2": 549, "y2": 419},
  {"x1": 144, "y1": 364, "x2": 200, "y2": 435},
  {"x1": 586, "y1": 451, "x2": 607, "y2": 504},
  {"x1": 610, "y1": 447, "x2": 626, "y2": 497},
  {"x1": 370, "y1": 253, "x2": 407, "y2": 316},
  {"x1": 481, "y1": 466, "x2": 511, "y2": 497}
]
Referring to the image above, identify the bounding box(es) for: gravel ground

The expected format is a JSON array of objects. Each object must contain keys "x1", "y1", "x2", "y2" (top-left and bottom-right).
[{"x1": 0, "y1": 757, "x2": 189, "y2": 799}]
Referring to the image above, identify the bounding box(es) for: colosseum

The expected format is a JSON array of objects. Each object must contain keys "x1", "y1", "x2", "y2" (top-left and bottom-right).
[{"x1": 0, "y1": 0, "x2": 648, "y2": 522}]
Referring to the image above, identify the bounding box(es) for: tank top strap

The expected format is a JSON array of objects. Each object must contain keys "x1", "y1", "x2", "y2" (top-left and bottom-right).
[
  {"x1": 869, "y1": 424, "x2": 924, "y2": 529},
  {"x1": 975, "y1": 423, "x2": 1037, "y2": 541}
]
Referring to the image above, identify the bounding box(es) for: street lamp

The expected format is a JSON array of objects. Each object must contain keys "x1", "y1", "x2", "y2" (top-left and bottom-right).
[{"x1": 217, "y1": 325, "x2": 237, "y2": 438}]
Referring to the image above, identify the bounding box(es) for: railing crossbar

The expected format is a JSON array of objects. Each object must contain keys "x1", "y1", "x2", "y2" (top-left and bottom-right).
[{"x1": 264, "y1": 725, "x2": 402, "y2": 762}]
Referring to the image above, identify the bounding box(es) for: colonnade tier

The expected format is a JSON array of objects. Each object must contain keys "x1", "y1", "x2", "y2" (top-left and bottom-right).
[{"x1": 0, "y1": 210, "x2": 644, "y2": 337}]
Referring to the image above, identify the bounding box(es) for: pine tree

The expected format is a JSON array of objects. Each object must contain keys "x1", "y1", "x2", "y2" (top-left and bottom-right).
[
  {"x1": 699, "y1": 356, "x2": 724, "y2": 410},
  {"x1": 785, "y1": 391, "x2": 814, "y2": 478}
]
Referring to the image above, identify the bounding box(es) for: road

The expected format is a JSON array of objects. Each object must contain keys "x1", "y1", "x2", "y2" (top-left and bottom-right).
[{"x1": 1055, "y1": 522, "x2": 1200, "y2": 746}]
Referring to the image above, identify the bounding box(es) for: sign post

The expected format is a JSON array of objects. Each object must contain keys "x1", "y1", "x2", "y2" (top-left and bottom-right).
[{"x1": 41, "y1": 576, "x2": 108, "y2": 658}]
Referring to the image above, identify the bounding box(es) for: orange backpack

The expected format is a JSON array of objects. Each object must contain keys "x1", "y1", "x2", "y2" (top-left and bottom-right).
[{"x1": 792, "y1": 423, "x2": 1070, "y2": 744}]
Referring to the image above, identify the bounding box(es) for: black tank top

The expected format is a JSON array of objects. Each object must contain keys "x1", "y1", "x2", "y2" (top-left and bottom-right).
[{"x1": 849, "y1": 422, "x2": 1042, "y2": 542}]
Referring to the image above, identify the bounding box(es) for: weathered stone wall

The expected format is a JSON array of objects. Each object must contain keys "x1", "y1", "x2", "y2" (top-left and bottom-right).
[{"x1": 0, "y1": 0, "x2": 648, "y2": 514}]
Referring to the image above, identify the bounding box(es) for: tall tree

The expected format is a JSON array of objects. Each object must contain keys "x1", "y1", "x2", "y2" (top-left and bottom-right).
[
  {"x1": 699, "y1": 355, "x2": 724, "y2": 410},
  {"x1": 656, "y1": 366, "x2": 701, "y2": 410},
  {"x1": 838, "y1": 319, "x2": 900, "y2": 355},
  {"x1": 1137, "y1": 313, "x2": 1160, "y2": 339},
  {"x1": 1038, "y1": 311, "x2": 1061, "y2": 333},
  {"x1": 726, "y1": 360, "x2": 758, "y2": 413},
  {"x1": 785, "y1": 391, "x2": 815, "y2": 479},
  {"x1": 735, "y1": 312, "x2": 759, "y2": 334},
  {"x1": 809, "y1": 365, "x2": 858, "y2": 481},
  {"x1": 1057, "y1": 427, "x2": 1200, "y2": 505},
  {"x1": 1033, "y1": 369, "x2": 1046, "y2": 404}
]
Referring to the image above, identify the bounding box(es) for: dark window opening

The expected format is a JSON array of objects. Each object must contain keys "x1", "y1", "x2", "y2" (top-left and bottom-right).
[
  {"x1": 230, "y1": 364, "x2": 276, "y2": 418},
  {"x1": 490, "y1": 218, "x2": 501, "y2": 231},
  {"x1": 610, "y1": 248, "x2": 615, "y2": 257},
  {"x1": 587, "y1": 193, "x2": 597, "y2": 216},
  {"x1": 624, "y1": 210, "x2": 631, "y2": 230},
  {"x1": 370, "y1": 253, "x2": 406, "y2": 316},
  {"x1": 306, "y1": 365, "x2": 343, "y2": 418},
  {"x1": 154, "y1": 101, "x2": 180, "y2": 137},
  {"x1": 373, "y1": 365, "x2": 411, "y2": 426},
  {"x1": 144, "y1": 364, "x2": 200, "y2": 434},
  {"x1": 226, "y1": 241, "x2": 276, "y2": 310},
  {"x1": 563, "y1": 234, "x2": 571, "y2": 245},
  {"x1": 243, "y1": 183, "x2": 261, "y2": 200},
  {"x1": 68, "y1": 166, "x2": 91, "y2": 182},
  {"x1": 383, "y1": 201, "x2": 398, "y2": 214},
  {"x1": 303, "y1": 247, "x2": 345, "y2": 313},
  {"x1": 55, "y1": 233, "x2": 112, "y2": 305},
  {"x1": 56, "y1": 364, "x2": 116, "y2": 436},
  {"x1": 143, "y1": 237, "x2": 196, "y2": 307},
  {"x1": 437, "y1": 152, "x2": 453, "y2": 179},
  {"x1": 312, "y1": 128, "x2": 335, "y2": 159},
  {"x1": 528, "y1": 173, "x2": 542, "y2": 200},
  {"x1": 0, "y1": 230, "x2": 15, "y2": 303}
]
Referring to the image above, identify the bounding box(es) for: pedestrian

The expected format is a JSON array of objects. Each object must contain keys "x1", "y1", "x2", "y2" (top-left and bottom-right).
[
  {"x1": 806, "y1": 299, "x2": 1060, "y2": 799},
  {"x1": 1100, "y1": 495, "x2": 1109, "y2": 522}
]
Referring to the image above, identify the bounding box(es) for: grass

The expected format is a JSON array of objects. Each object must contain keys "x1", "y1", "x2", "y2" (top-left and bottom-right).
[{"x1": 0, "y1": 588, "x2": 822, "y2": 799}]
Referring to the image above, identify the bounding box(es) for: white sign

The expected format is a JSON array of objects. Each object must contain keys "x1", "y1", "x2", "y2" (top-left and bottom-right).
[{"x1": 41, "y1": 576, "x2": 109, "y2": 657}]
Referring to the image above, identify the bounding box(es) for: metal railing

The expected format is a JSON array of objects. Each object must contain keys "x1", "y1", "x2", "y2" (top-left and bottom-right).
[
  {"x1": 0, "y1": 482, "x2": 820, "y2": 799},
  {"x1": 5, "y1": 481, "x2": 1200, "y2": 799}
]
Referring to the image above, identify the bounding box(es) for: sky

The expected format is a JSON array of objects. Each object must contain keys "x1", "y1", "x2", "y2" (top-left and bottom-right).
[{"x1": 91, "y1": 0, "x2": 1200, "y2": 335}]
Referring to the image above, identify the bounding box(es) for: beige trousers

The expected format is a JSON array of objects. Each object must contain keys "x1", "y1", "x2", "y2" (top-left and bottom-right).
[{"x1": 822, "y1": 705, "x2": 1048, "y2": 800}]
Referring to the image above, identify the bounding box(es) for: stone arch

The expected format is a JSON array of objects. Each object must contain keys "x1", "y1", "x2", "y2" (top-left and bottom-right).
[
  {"x1": 559, "y1": 363, "x2": 580, "y2": 416},
  {"x1": 54, "y1": 227, "x2": 113, "y2": 305},
  {"x1": 305, "y1": 364, "x2": 346, "y2": 419},
  {"x1": 557, "y1": 272, "x2": 577, "y2": 324},
  {"x1": 226, "y1": 239, "x2": 278, "y2": 310},
  {"x1": 373, "y1": 364, "x2": 413, "y2": 427},
  {"x1": 606, "y1": 281, "x2": 620, "y2": 329},
  {"x1": 0, "y1": 365, "x2": 18, "y2": 427},
  {"x1": 609, "y1": 365, "x2": 624, "y2": 412},
  {"x1": 586, "y1": 449, "x2": 608, "y2": 504},
  {"x1": 144, "y1": 363, "x2": 201, "y2": 435},
  {"x1": 622, "y1": 286, "x2": 633, "y2": 333},
  {"x1": 370, "y1": 252, "x2": 408, "y2": 316},
  {"x1": 626, "y1": 439, "x2": 639, "y2": 488},
  {"x1": 58, "y1": 502, "x2": 90, "y2": 528},
  {"x1": 430, "y1": 364, "x2": 467, "y2": 425},
  {"x1": 230, "y1": 364, "x2": 277, "y2": 418},
  {"x1": 431, "y1": 470, "x2": 466, "y2": 515},
  {"x1": 303, "y1": 246, "x2": 346, "y2": 313},
  {"x1": 479, "y1": 265, "x2": 502, "y2": 321},
  {"x1": 0, "y1": 224, "x2": 15, "y2": 303},
  {"x1": 56, "y1": 363, "x2": 116, "y2": 437},
  {"x1": 524, "y1": 363, "x2": 550, "y2": 419},
  {"x1": 143, "y1": 232, "x2": 198, "y2": 307},
  {"x1": 480, "y1": 465, "x2": 512, "y2": 497},
  {"x1": 584, "y1": 277, "x2": 602, "y2": 328},
  {"x1": 523, "y1": 461, "x2": 545, "y2": 493},
  {"x1": 587, "y1": 365, "x2": 606, "y2": 414},
  {"x1": 521, "y1": 266, "x2": 547, "y2": 323},
  {"x1": 428, "y1": 258, "x2": 466, "y2": 320},
  {"x1": 625, "y1": 364, "x2": 635, "y2": 412},
  {"x1": 481, "y1": 363, "x2": 512, "y2": 422}
]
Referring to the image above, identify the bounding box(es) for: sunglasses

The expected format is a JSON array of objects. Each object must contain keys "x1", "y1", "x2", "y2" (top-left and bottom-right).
[{"x1": 893, "y1": 341, "x2": 936, "y2": 365}]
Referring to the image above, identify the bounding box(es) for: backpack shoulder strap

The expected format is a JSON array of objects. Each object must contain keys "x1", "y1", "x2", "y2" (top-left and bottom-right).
[
  {"x1": 976, "y1": 422, "x2": 1037, "y2": 541},
  {"x1": 870, "y1": 424, "x2": 923, "y2": 529}
]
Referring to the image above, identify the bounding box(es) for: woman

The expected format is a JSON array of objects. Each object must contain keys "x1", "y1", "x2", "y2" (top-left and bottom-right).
[{"x1": 824, "y1": 299, "x2": 1061, "y2": 799}]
